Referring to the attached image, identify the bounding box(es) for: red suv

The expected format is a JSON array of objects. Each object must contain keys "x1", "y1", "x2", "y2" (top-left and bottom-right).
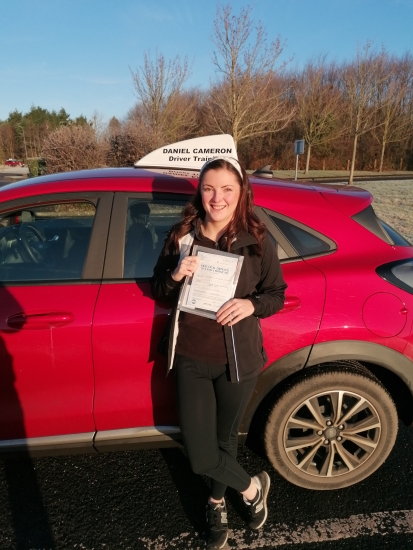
[{"x1": 0, "y1": 139, "x2": 412, "y2": 491}]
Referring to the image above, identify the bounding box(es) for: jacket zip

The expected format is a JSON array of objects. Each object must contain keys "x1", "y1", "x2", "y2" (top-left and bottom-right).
[
  {"x1": 230, "y1": 325, "x2": 240, "y2": 383},
  {"x1": 214, "y1": 238, "x2": 240, "y2": 382}
]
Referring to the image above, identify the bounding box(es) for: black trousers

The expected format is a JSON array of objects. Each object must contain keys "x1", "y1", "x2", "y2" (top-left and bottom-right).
[{"x1": 175, "y1": 354, "x2": 257, "y2": 500}]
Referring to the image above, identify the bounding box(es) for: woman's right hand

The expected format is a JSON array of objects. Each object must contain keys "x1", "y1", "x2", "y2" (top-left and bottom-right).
[{"x1": 171, "y1": 255, "x2": 200, "y2": 282}]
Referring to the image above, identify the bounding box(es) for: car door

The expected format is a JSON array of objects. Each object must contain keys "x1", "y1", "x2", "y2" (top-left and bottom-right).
[
  {"x1": 0, "y1": 192, "x2": 112, "y2": 448},
  {"x1": 92, "y1": 195, "x2": 329, "y2": 450},
  {"x1": 255, "y1": 208, "x2": 329, "y2": 366},
  {"x1": 92, "y1": 193, "x2": 186, "y2": 450}
]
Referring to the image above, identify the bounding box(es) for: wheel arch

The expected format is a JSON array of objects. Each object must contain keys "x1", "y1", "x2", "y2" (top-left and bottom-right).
[
  {"x1": 239, "y1": 346, "x2": 312, "y2": 440},
  {"x1": 306, "y1": 341, "x2": 413, "y2": 426},
  {"x1": 240, "y1": 340, "x2": 413, "y2": 442}
]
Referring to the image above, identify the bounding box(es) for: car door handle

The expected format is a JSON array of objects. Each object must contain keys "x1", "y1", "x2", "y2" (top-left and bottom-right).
[
  {"x1": 7, "y1": 312, "x2": 74, "y2": 329},
  {"x1": 278, "y1": 296, "x2": 301, "y2": 314}
]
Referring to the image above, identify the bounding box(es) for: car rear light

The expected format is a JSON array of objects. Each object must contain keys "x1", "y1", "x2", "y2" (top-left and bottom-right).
[{"x1": 376, "y1": 259, "x2": 413, "y2": 295}]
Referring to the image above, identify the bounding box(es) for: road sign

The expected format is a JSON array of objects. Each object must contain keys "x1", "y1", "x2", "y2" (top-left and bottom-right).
[{"x1": 294, "y1": 140, "x2": 305, "y2": 180}]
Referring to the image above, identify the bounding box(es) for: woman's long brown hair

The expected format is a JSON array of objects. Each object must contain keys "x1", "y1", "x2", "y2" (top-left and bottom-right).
[{"x1": 165, "y1": 159, "x2": 266, "y2": 255}]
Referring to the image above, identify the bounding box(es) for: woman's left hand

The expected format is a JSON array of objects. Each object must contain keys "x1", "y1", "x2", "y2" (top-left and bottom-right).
[{"x1": 216, "y1": 298, "x2": 255, "y2": 326}]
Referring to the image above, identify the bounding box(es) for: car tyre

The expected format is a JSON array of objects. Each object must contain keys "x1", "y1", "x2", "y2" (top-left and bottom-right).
[{"x1": 265, "y1": 363, "x2": 398, "y2": 490}]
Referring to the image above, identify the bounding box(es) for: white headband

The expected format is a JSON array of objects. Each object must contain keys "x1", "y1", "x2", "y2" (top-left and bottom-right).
[{"x1": 199, "y1": 156, "x2": 243, "y2": 179}]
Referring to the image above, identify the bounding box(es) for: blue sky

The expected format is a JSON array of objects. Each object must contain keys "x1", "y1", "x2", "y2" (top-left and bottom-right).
[{"x1": 1, "y1": 0, "x2": 412, "y2": 123}]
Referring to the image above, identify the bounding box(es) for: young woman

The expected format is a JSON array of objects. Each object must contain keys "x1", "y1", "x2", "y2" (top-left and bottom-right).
[{"x1": 151, "y1": 157, "x2": 286, "y2": 549}]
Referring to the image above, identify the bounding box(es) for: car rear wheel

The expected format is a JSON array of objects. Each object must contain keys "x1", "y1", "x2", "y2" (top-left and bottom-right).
[{"x1": 265, "y1": 364, "x2": 398, "y2": 490}]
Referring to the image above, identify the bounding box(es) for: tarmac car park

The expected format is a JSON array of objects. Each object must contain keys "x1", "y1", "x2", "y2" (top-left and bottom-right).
[{"x1": 0, "y1": 135, "x2": 412, "y2": 491}]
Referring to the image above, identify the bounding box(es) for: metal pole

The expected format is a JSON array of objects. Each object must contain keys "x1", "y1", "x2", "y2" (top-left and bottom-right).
[{"x1": 294, "y1": 154, "x2": 299, "y2": 181}]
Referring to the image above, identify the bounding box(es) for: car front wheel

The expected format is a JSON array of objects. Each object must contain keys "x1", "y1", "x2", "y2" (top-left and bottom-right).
[{"x1": 265, "y1": 364, "x2": 398, "y2": 490}]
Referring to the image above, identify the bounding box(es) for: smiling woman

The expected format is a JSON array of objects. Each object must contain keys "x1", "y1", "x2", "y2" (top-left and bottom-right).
[
  {"x1": 151, "y1": 156, "x2": 287, "y2": 549},
  {"x1": 200, "y1": 168, "x2": 240, "y2": 234}
]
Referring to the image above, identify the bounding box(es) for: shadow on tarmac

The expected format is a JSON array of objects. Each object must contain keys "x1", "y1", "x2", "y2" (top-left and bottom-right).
[{"x1": 0, "y1": 286, "x2": 55, "y2": 549}]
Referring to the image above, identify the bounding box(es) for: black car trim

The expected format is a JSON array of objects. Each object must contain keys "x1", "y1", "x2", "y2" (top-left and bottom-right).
[
  {"x1": 306, "y1": 340, "x2": 413, "y2": 395},
  {"x1": 238, "y1": 346, "x2": 313, "y2": 437},
  {"x1": 351, "y1": 205, "x2": 393, "y2": 244},
  {"x1": 103, "y1": 192, "x2": 128, "y2": 279},
  {"x1": 0, "y1": 427, "x2": 184, "y2": 457},
  {"x1": 100, "y1": 278, "x2": 153, "y2": 285},
  {"x1": 376, "y1": 258, "x2": 413, "y2": 296},
  {"x1": 254, "y1": 207, "x2": 297, "y2": 257},
  {"x1": 0, "y1": 280, "x2": 103, "y2": 287},
  {"x1": 239, "y1": 340, "x2": 413, "y2": 439},
  {"x1": 92, "y1": 437, "x2": 182, "y2": 453},
  {"x1": 83, "y1": 193, "x2": 114, "y2": 280},
  {"x1": 0, "y1": 432, "x2": 96, "y2": 457},
  {"x1": 93, "y1": 426, "x2": 182, "y2": 453},
  {"x1": 0, "y1": 192, "x2": 101, "y2": 215},
  {"x1": 296, "y1": 249, "x2": 336, "y2": 261}
]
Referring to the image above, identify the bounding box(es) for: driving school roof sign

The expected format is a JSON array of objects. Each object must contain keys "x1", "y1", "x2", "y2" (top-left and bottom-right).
[{"x1": 134, "y1": 134, "x2": 238, "y2": 172}]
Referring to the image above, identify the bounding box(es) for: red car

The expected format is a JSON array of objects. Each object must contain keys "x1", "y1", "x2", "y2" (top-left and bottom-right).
[
  {"x1": 5, "y1": 159, "x2": 24, "y2": 167},
  {"x1": 0, "y1": 137, "x2": 412, "y2": 491}
]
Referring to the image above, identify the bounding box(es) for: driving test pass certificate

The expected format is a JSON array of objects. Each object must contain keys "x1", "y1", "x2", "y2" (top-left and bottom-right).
[{"x1": 179, "y1": 245, "x2": 244, "y2": 319}]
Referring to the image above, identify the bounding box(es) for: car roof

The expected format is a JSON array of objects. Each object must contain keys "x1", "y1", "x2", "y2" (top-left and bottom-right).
[{"x1": 0, "y1": 167, "x2": 372, "y2": 217}]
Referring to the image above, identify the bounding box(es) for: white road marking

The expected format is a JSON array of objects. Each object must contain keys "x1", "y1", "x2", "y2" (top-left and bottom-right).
[{"x1": 138, "y1": 509, "x2": 413, "y2": 549}]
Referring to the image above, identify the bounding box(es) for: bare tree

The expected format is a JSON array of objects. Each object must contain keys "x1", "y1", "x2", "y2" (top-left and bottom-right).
[
  {"x1": 42, "y1": 125, "x2": 108, "y2": 173},
  {"x1": 372, "y1": 53, "x2": 413, "y2": 171},
  {"x1": 21, "y1": 120, "x2": 50, "y2": 158},
  {"x1": 108, "y1": 116, "x2": 122, "y2": 136},
  {"x1": 130, "y1": 50, "x2": 196, "y2": 148},
  {"x1": 293, "y1": 59, "x2": 345, "y2": 173},
  {"x1": 341, "y1": 43, "x2": 392, "y2": 184},
  {"x1": 205, "y1": 4, "x2": 294, "y2": 146},
  {"x1": 0, "y1": 123, "x2": 16, "y2": 160},
  {"x1": 163, "y1": 89, "x2": 201, "y2": 142},
  {"x1": 107, "y1": 117, "x2": 153, "y2": 167},
  {"x1": 90, "y1": 110, "x2": 108, "y2": 141}
]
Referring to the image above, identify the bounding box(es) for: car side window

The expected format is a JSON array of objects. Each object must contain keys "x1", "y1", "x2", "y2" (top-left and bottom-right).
[
  {"x1": 268, "y1": 214, "x2": 332, "y2": 258},
  {"x1": 0, "y1": 202, "x2": 96, "y2": 282},
  {"x1": 123, "y1": 199, "x2": 183, "y2": 279}
]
